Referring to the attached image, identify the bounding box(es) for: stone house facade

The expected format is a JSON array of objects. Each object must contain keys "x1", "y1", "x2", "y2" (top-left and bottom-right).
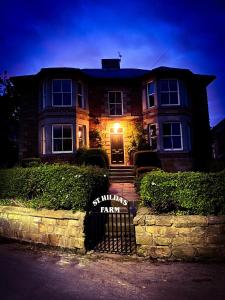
[{"x1": 12, "y1": 59, "x2": 215, "y2": 171}]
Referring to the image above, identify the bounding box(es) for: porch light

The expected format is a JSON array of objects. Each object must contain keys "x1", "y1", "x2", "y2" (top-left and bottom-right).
[{"x1": 113, "y1": 122, "x2": 120, "y2": 133}]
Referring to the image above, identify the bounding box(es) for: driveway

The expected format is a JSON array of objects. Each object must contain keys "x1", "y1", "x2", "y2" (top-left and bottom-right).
[{"x1": 0, "y1": 238, "x2": 225, "y2": 300}]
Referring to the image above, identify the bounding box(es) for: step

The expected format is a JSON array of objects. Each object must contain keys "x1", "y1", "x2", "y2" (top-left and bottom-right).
[
  {"x1": 109, "y1": 171, "x2": 134, "y2": 176},
  {"x1": 110, "y1": 166, "x2": 134, "y2": 169}
]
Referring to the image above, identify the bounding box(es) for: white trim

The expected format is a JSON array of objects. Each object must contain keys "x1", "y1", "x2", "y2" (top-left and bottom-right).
[
  {"x1": 77, "y1": 124, "x2": 87, "y2": 148},
  {"x1": 148, "y1": 123, "x2": 157, "y2": 150},
  {"x1": 146, "y1": 81, "x2": 156, "y2": 108},
  {"x1": 52, "y1": 79, "x2": 72, "y2": 107},
  {"x1": 162, "y1": 122, "x2": 183, "y2": 151},
  {"x1": 159, "y1": 79, "x2": 180, "y2": 106},
  {"x1": 52, "y1": 124, "x2": 73, "y2": 154},
  {"x1": 108, "y1": 91, "x2": 124, "y2": 116}
]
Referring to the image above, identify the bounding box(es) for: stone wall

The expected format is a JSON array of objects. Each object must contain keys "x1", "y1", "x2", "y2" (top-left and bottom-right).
[
  {"x1": 134, "y1": 211, "x2": 225, "y2": 260},
  {"x1": 0, "y1": 206, "x2": 86, "y2": 253}
]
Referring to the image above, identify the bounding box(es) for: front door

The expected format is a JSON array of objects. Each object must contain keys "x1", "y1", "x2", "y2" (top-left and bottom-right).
[{"x1": 110, "y1": 133, "x2": 124, "y2": 164}]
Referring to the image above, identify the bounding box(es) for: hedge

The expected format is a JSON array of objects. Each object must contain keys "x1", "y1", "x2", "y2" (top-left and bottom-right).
[
  {"x1": 0, "y1": 164, "x2": 109, "y2": 211},
  {"x1": 140, "y1": 169, "x2": 225, "y2": 215},
  {"x1": 75, "y1": 148, "x2": 109, "y2": 169}
]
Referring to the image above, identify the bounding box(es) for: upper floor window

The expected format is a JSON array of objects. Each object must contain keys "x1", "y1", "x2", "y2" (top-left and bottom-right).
[
  {"x1": 159, "y1": 79, "x2": 180, "y2": 105},
  {"x1": 108, "y1": 91, "x2": 123, "y2": 116},
  {"x1": 52, "y1": 124, "x2": 73, "y2": 153},
  {"x1": 162, "y1": 122, "x2": 182, "y2": 150},
  {"x1": 146, "y1": 82, "x2": 155, "y2": 108},
  {"x1": 52, "y1": 79, "x2": 72, "y2": 106},
  {"x1": 77, "y1": 82, "x2": 85, "y2": 108},
  {"x1": 148, "y1": 124, "x2": 157, "y2": 150}
]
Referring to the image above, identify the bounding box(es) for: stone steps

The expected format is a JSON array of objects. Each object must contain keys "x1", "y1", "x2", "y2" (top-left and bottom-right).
[{"x1": 109, "y1": 166, "x2": 135, "y2": 183}]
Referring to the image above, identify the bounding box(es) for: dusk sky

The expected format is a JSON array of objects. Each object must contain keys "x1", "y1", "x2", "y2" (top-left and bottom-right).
[{"x1": 1, "y1": 0, "x2": 225, "y2": 126}]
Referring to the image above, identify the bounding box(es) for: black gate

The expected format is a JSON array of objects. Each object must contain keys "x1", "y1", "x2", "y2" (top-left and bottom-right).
[{"x1": 87, "y1": 207, "x2": 136, "y2": 254}]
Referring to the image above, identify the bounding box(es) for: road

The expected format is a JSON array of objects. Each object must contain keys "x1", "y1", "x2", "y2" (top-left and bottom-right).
[{"x1": 0, "y1": 238, "x2": 225, "y2": 300}]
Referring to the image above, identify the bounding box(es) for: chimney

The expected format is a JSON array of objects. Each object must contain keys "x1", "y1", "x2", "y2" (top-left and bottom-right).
[{"x1": 101, "y1": 59, "x2": 121, "y2": 70}]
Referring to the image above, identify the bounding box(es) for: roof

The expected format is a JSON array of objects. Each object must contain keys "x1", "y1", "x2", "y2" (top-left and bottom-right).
[{"x1": 82, "y1": 68, "x2": 149, "y2": 79}]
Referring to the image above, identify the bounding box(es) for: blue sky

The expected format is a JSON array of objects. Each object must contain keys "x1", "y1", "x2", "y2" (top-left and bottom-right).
[{"x1": 1, "y1": 0, "x2": 225, "y2": 126}]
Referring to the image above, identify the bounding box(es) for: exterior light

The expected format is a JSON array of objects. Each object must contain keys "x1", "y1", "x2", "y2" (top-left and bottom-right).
[{"x1": 113, "y1": 123, "x2": 120, "y2": 133}]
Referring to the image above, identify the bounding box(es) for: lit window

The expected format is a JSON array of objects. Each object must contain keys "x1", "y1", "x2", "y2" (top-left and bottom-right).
[
  {"x1": 108, "y1": 91, "x2": 123, "y2": 116},
  {"x1": 146, "y1": 82, "x2": 155, "y2": 108},
  {"x1": 159, "y1": 79, "x2": 180, "y2": 105},
  {"x1": 148, "y1": 124, "x2": 157, "y2": 150},
  {"x1": 78, "y1": 125, "x2": 87, "y2": 148},
  {"x1": 77, "y1": 82, "x2": 85, "y2": 108},
  {"x1": 52, "y1": 124, "x2": 73, "y2": 153},
  {"x1": 52, "y1": 79, "x2": 72, "y2": 106},
  {"x1": 40, "y1": 126, "x2": 46, "y2": 154},
  {"x1": 162, "y1": 122, "x2": 182, "y2": 150}
]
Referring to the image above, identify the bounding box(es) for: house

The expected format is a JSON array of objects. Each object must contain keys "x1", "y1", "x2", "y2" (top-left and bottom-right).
[
  {"x1": 11, "y1": 59, "x2": 215, "y2": 171},
  {"x1": 211, "y1": 118, "x2": 225, "y2": 160}
]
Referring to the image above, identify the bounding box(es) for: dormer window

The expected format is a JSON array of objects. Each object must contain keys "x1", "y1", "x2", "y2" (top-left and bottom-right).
[
  {"x1": 159, "y1": 79, "x2": 180, "y2": 105},
  {"x1": 52, "y1": 79, "x2": 72, "y2": 106},
  {"x1": 146, "y1": 81, "x2": 155, "y2": 108},
  {"x1": 108, "y1": 91, "x2": 123, "y2": 116}
]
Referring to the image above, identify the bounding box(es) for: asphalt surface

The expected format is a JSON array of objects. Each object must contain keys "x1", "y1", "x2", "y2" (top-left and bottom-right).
[{"x1": 1, "y1": 238, "x2": 225, "y2": 300}]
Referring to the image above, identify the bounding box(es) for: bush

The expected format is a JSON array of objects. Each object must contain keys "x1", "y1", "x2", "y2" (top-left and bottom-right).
[
  {"x1": 135, "y1": 166, "x2": 160, "y2": 177},
  {"x1": 75, "y1": 148, "x2": 109, "y2": 168},
  {"x1": 134, "y1": 151, "x2": 161, "y2": 170},
  {"x1": 140, "y1": 169, "x2": 225, "y2": 215},
  {"x1": 0, "y1": 164, "x2": 109, "y2": 211},
  {"x1": 21, "y1": 157, "x2": 41, "y2": 167}
]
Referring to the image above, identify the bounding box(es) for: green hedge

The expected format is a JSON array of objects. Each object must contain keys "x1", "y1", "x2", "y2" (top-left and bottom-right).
[
  {"x1": 140, "y1": 170, "x2": 225, "y2": 215},
  {"x1": 0, "y1": 164, "x2": 109, "y2": 211},
  {"x1": 75, "y1": 148, "x2": 109, "y2": 168}
]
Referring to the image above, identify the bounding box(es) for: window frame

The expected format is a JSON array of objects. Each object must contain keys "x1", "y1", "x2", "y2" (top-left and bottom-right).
[
  {"x1": 148, "y1": 123, "x2": 157, "y2": 151},
  {"x1": 146, "y1": 81, "x2": 156, "y2": 108},
  {"x1": 52, "y1": 79, "x2": 72, "y2": 107},
  {"x1": 77, "y1": 82, "x2": 86, "y2": 109},
  {"x1": 52, "y1": 124, "x2": 73, "y2": 154},
  {"x1": 162, "y1": 122, "x2": 183, "y2": 151},
  {"x1": 108, "y1": 91, "x2": 123, "y2": 116},
  {"x1": 78, "y1": 124, "x2": 87, "y2": 148},
  {"x1": 159, "y1": 79, "x2": 180, "y2": 106}
]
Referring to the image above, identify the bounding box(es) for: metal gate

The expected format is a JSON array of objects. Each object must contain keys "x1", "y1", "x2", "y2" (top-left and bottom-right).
[{"x1": 87, "y1": 208, "x2": 136, "y2": 254}]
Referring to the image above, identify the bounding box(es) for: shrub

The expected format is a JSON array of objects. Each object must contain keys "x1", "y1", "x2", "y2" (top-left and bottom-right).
[
  {"x1": 0, "y1": 164, "x2": 109, "y2": 211},
  {"x1": 140, "y1": 169, "x2": 225, "y2": 215},
  {"x1": 134, "y1": 151, "x2": 161, "y2": 170},
  {"x1": 75, "y1": 148, "x2": 109, "y2": 168},
  {"x1": 21, "y1": 157, "x2": 41, "y2": 167}
]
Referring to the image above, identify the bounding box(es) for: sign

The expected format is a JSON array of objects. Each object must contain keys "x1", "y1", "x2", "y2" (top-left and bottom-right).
[{"x1": 92, "y1": 194, "x2": 128, "y2": 213}]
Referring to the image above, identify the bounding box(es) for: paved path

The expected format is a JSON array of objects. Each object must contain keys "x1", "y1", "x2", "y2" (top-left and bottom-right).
[
  {"x1": 109, "y1": 183, "x2": 139, "y2": 202},
  {"x1": 1, "y1": 240, "x2": 225, "y2": 300}
]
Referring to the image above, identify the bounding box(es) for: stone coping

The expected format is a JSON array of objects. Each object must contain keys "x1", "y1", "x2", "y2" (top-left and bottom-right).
[{"x1": 0, "y1": 206, "x2": 85, "y2": 220}]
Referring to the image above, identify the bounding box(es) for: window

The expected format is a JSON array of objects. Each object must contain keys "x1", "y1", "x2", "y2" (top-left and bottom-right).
[
  {"x1": 78, "y1": 125, "x2": 87, "y2": 148},
  {"x1": 108, "y1": 91, "x2": 123, "y2": 116},
  {"x1": 52, "y1": 124, "x2": 73, "y2": 153},
  {"x1": 159, "y1": 79, "x2": 180, "y2": 105},
  {"x1": 148, "y1": 124, "x2": 157, "y2": 150},
  {"x1": 162, "y1": 122, "x2": 182, "y2": 150},
  {"x1": 40, "y1": 126, "x2": 46, "y2": 154},
  {"x1": 77, "y1": 82, "x2": 85, "y2": 108},
  {"x1": 52, "y1": 79, "x2": 72, "y2": 106},
  {"x1": 42, "y1": 81, "x2": 47, "y2": 109},
  {"x1": 146, "y1": 82, "x2": 155, "y2": 108}
]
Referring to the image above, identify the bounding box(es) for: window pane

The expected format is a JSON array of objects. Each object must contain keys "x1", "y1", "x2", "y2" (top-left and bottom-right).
[
  {"x1": 53, "y1": 139, "x2": 62, "y2": 152},
  {"x1": 63, "y1": 139, "x2": 72, "y2": 151},
  {"x1": 109, "y1": 92, "x2": 115, "y2": 102},
  {"x1": 63, "y1": 125, "x2": 71, "y2": 138},
  {"x1": 53, "y1": 93, "x2": 62, "y2": 106},
  {"x1": 115, "y1": 92, "x2": 122, "y2": 103},
  {"x1": 63, "y1": 93, "x2": 71, "y2": 106},
  {"x1": 116, "y1": 104, "x2": 122, "y2": 115},
  {"x1": 77, "y1": 82, "x2": 82, "y2": 94},
  {"x1": 163, "y1": 137, "x2": 172, "y2": 149},
  {"x1": 110, "y1": 104, "x2": 116, "y2": 115},
  {"x1": 172, "y1": 123, "x2": 181, "y2": 135},
  {"x1": 148, "y1": 95, "x2": 155, "y2": 107},
  {"x1": 151, "y1": 138, "x2": 157, "y2": 150},
  {"x1": 62, "y1": 80, "x2": 71, "y2": 92},
  {"x1": 161, "y1": 93, "x2": 169, "y2": 105},
  {"x1": 52, "y1": 80, "x2": 61, "y2": 92},
  {"x1": 160, "y1": 80, "x2": 169, "y2": 91},
  {"x1": 169, "y1": 80, "x2": 178, "y2": 91},
  {"x1": 150, "y1": 124, "x2": 156, "y2": 137},
  {"x1": 163, "y1": 123, "x2": 171, "y2": 135},
  {"x1": 53, "y1": 126, "x2": 62, "y2": 138},
  {"x1": 148, "y1": 82, "x2": 154, "y2": 94},
  {"x1": 78, "y1": 95, "x2": 83, "y2": 107},
  {"x1": 170, "y1": 92, "x2": 178, "y2": 104},
  {"x1": 172, "y1": 136, "x2": 181, "y2": 149}
]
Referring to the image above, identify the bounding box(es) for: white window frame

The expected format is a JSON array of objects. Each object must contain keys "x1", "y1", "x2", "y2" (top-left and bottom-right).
[
  {"x1": 146, "y1": 81, "x2": 155, "y2": 108},
  {"x1": 78, "y1": 124, "x2": 87, "y2": 148},
  {"x1": 52, "y1": 124, "x2": 73, "y2": 153},
  {"x1": 77, "y1": 82, "x2": 85, "y2": 109},
  {"x1": 162, "y1": 122, "x2": 183, "y2": 151},
  {"x1": 159, "y1": 79, "x2": 180, "y2": 106},
  {"x1": 108, "y1": 91, "x2": 123, "y2": 116},
  {"x1": 52, "y1": 79, "x2": 72, "y2": 107},
  {"x1": 148, "y1": 123, "x2": 157, "y2": 150}
]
